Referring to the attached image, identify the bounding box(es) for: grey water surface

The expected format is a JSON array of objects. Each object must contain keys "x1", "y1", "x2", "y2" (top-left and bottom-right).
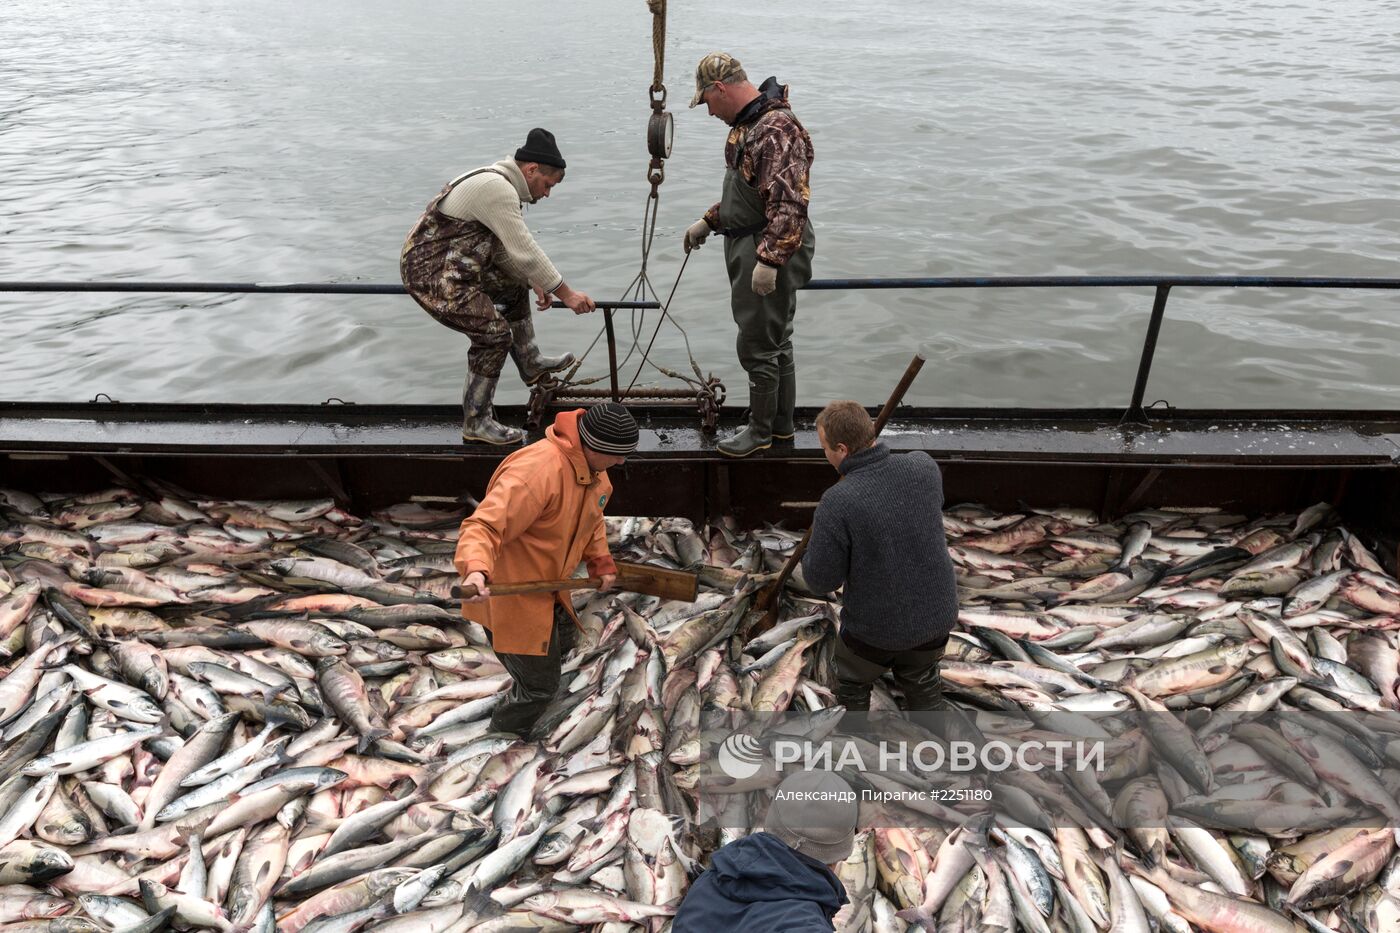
[{"x1": 1, "y1": 0, "x2": 1397, "y2": 409}]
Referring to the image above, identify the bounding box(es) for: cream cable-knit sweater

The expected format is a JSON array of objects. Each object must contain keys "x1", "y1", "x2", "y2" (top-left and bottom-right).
[{"x1": 438, "y1": 158, "x2": 564, "y2": 293}]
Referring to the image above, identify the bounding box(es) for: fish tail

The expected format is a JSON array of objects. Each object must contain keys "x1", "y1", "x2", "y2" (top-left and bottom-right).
[
  {"x1": 894, "y1": 907, "x2": 934, "y2": 928},
  {"x1": 357, "y1": 729, "x2": 390, "y2": 754}
]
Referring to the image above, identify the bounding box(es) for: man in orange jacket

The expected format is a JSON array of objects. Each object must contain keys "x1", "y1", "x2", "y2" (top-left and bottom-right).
[{"x1": 454, "y1": 402, "x2": 639, "y2": 736}]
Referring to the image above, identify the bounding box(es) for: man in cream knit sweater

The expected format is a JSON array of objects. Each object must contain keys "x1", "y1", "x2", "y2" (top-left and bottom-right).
[{"x1": 402, "y1": 128, "x2": 596, "y2": 445}]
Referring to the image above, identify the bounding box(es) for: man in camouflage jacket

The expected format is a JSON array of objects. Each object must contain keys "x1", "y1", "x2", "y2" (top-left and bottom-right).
[{"x1": 683, "y1": 53, "x2": 816, "y2": 458}]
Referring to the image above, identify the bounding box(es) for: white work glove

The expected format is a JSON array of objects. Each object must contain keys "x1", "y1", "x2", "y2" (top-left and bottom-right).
[
  {"x1": 751, "y1": 262, "x2": 778, "y2": 296},
  {"x1": 683, "y1": 219, "x2": 712, "y2": 253}
]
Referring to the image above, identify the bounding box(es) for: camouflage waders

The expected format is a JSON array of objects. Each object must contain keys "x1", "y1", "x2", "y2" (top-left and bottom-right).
[
  {"x1": 400, "y1": 169, "x2": 530, "y2": 384},
  {"x1": 401, "y1": 169, "x2": 573, "y2": 444},
  {"x1": 718, "y1": 163, "x2": 814, "y2": 456}
]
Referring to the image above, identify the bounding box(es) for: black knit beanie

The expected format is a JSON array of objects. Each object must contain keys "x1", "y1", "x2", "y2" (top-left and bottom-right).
[
  {"x1": 578, "y1": 403, "x2": 638, "y2": 455},
  {"x1": 514, "y1": 128, "x2": 566, "y2": 169}
]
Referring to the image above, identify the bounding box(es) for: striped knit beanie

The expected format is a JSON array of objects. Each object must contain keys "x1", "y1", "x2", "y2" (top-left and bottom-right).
[{"x1": 578, "y1": 403, "x2": 639, "y2": 455}]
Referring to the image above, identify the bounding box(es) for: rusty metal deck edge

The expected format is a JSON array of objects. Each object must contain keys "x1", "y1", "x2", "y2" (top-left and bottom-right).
[{"x1": 0, "y1": 403, "x2": 1396, "y2": 467}]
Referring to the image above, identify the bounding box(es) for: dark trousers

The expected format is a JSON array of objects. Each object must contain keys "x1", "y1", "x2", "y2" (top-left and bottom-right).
[
  {"x1": 834, "y1": 630, "x2": 950, "y2": 713},
  {"x1": 485, "y1": 606, "x2": 577, "y2": 737}
]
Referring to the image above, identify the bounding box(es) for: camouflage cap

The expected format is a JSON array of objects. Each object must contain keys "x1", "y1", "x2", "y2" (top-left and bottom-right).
[{"x1": 688, "y1": 52, "x2": 746, "y2": 109}]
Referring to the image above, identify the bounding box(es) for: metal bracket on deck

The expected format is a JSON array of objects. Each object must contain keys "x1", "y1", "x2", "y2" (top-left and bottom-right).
[
  {"x1": 94, "y1": 455, "x2": 154, "y2": 498},
  {"x1": 1116, "y1": 467, "x2": 1164, "y2": 518},
  {"x1": 306, "y1": 459, "x2": 352, "y2": 509},
  {"x1": 526, "y1": 375, "x2": 726, "y2": 434}
]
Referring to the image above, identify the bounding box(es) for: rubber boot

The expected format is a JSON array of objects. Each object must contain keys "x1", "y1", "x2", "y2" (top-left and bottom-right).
[
  {"x1": 509, "y1": 316, "x2": 575, "y2": 386},
  {"x1": 772, "y1": 365, "x2": 796, "y2": 440},
  {"x1": 462, "y1": 370, "x2": 525, "y2": 445},
  {"x1": 718, "y1": 384, "x2": 777, "y2": 458}
]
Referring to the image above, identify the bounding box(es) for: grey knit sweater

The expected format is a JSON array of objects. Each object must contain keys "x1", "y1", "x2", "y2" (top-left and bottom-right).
[{"x1": 801, "y1": 444, "x2": 958, "y2": 650}]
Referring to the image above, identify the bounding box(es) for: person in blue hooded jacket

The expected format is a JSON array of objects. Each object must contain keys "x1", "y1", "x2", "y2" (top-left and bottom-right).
[{"x1": 673, "y1": 770, "x2": 854, "y2": 932}]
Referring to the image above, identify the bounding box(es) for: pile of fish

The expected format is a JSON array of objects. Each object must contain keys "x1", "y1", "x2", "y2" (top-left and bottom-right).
[
  {"x1": 897, "y1": 501, "x2": 1400, "y2": 933},
  {"x1": 0, "y1": 483, "x2": 1398, "y2": 933}
]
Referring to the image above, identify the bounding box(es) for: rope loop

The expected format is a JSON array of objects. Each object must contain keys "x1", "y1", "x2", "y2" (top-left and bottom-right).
[{"x1": 647, "y1": 0, "x2": 667, "y2": 93}]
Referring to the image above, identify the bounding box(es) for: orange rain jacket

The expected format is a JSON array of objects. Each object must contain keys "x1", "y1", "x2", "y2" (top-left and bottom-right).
[{"x1": 454, "y1": 409, "x2": 619, "y2": 656}]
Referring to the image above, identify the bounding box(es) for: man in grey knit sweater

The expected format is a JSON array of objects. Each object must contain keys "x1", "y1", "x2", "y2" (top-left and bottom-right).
[{"x1": 801, "y1": 401, "x2": 958, "y2": 712}]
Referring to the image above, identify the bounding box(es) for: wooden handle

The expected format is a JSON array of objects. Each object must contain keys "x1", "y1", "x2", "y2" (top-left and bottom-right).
[
  {"x1": 873, "y1": 354, "x2": 926, "y2": 435},
  {"x1": 450, "y1": 562, "x2": 697, "y2": 602},
  {"x1": 453, "y1": 578, "x2": 601, "y2": 599}
]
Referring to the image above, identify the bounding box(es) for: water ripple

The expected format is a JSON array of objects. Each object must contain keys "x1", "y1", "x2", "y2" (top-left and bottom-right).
[{"x1": 0, "y1": 0, "x2": 1397, "y2": 408}]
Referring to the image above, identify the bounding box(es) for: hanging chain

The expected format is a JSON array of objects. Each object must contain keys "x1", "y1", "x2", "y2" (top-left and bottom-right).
[
  {"x1": 646, "y1": 0, "x2": 667, "y2": 193},
  {"x1": 551, "y1": 0, "x2": 716, "y2": 407}
]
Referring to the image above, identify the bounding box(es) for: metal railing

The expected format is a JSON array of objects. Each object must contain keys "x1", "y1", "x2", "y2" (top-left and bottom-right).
[{"x1": 2, "y1": 275, "x2": 1398, "y2": 425}]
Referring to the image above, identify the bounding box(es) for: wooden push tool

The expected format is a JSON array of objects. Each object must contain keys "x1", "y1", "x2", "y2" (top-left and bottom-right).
[
  {"x1": 452, "y1": 560, "x2": 699, "y2": 602},
  {"x1": 751, "y1": 353, "x2": 928, "y2": 634}
]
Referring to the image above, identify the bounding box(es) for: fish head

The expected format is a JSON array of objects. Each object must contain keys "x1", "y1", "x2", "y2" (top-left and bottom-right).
[
  {"x1": 49, "y1": 818, "x2": 91, "y2": 847},
  {"x1": 521, "y1": 892, "x2": 558, "y2": 912},
  {"x1": 420, "y1": 880, "x2": 464, "y2": 909},
  {"x1": 34, "y1": 894, "x2": 74, "y2": 917},
  {"x1": 79, "y1": 568, "x2": 109, "y2": 587},
  {"x1": 312, "y1": 634, "x2": 349, "y2": 654},
  {"x1": 1223, "y1": 643, "x2": 1254, "y2": 664},
  {"x1": 52, "y1": 921, "x2": 101, "y2": 933},
  {"x1": 27, "y1": 847, "x2": 74, "y2": 881},
  {"x1": 360, "y1": 867, "x2": 417, "y2": 896},
  {"x1": 311, "y1": 768, "x2": 349, "y2": 792}
]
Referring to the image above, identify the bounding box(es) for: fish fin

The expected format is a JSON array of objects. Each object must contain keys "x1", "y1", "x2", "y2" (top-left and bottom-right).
[
  {"x1": 461, "y1": 889, "x2": 506, "y2": 921},
  {"x1": 407, "y1": 759, "x2": 449, "y2": 795},
  {"x1": 136, "y1": 879, "x2": 162, "y2": 913},
  {"x1": 893, "y1": 907, "x2": 933, "y2": 928},
  {"x1": 1117, "y1": 850, "x2": 1153, "y2": 881},
  {"x1": 356, "y1": 729, "x2": 390, "y2": 754},
  {"x1": 966, "y1": 843, "x2": 995, "y2": 873},
  {"x1": 175, "y1": 814, "x2": 215, "y2": 842},
  {"x1": 149, "y1": 906, "x2": 179, "y2": 928},
  {"x1": 301, "y1": 811, "x2": 342, "y2": 833}
]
